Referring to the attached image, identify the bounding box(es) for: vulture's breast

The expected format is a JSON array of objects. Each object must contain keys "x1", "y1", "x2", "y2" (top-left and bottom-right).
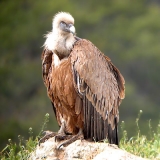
[
  {"x1": 48, "y1": 55, "x2": 83, "y2": 134},
  {"x1": 50, "y1": 57, "x2": 76, "y2": 110}
]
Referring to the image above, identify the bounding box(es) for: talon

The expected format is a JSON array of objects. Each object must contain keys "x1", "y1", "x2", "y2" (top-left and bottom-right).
[{"x1": 57, "y1": 143, "x2": 64, "y2": 149}]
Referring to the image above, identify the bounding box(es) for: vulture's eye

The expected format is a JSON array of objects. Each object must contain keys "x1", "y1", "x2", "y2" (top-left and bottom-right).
[
  {"x1": 60, "y1": 21, "x2": 70, "y2": 32},
  {"x1": 60, "y1": 21, "x2": 66, "y2": 26}
]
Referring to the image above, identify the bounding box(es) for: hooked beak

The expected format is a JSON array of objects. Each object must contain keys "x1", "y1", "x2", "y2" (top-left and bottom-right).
[
  {"x1": 69, "y1": 25, "x2": 75, "y2": 35},
  {"x1": 60, "y1": 22, "x2": 76, "y2": 35}
]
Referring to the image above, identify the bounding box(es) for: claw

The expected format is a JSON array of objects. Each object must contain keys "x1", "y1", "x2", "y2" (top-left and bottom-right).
[{"x1": 57, "y1": 143, "x2": 64, "y2": 149}]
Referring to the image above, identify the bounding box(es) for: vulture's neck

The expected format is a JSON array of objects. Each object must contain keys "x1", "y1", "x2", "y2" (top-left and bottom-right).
[{"x1": 44, "y1": 31, "x2": 76, "y2": 59}]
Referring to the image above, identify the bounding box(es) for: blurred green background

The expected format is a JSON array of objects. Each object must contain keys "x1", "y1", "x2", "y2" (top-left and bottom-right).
[{"x1": 0, "y1": 0, "x2": 160, "y2": 150}]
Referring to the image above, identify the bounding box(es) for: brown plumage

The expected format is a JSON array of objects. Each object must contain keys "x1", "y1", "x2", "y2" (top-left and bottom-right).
[{"x1": 41, "y1": 12, "x2": 125, "y2": 146}]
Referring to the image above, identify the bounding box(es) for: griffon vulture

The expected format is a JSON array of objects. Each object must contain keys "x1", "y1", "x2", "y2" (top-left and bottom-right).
[{"x1": 41, "y1": 12, "x2": 125, "y2": 147}]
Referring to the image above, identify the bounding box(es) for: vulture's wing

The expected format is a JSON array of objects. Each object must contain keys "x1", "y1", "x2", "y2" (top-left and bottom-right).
[
  {"x1": 71, "y1": 39, "x2": 125, "y2": 144},
  {"x1": 41, "y1": 49, "x2": 53, "y2": 86},
  {"x1": 41, "y1": 49, "x2": 58, "y2": 118}
]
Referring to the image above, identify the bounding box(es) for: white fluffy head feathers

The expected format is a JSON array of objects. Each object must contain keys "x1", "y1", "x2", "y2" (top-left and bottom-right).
[{"x1": 52, "y1": 12, "x2": 74, "y2": 32}]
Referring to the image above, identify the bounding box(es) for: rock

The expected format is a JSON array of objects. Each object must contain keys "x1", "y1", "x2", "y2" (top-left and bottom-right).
[{"x1": 29, "y1": 138, "x2": 147, "y2": 160}]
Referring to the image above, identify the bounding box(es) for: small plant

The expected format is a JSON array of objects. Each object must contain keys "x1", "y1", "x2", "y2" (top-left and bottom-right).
[
  {"x1": 0, "y1": 113, "x2": 50, "y2": 160},
  {"x1": 120, "y1": 110, "x2": 160, "y2": 159},
  {"x1": 38, "y1": 112, "x2": 50, "y2": 138}
]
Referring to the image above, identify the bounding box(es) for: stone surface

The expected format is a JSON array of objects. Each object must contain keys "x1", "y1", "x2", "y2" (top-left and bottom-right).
[{"x1": 29, "y1": 138, "x2": 147, "y2": 160}]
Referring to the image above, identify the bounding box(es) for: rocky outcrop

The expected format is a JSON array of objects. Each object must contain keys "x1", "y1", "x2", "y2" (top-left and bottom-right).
[{"x1": 29, "y1": 137, "x2": 147, "y2": 160}]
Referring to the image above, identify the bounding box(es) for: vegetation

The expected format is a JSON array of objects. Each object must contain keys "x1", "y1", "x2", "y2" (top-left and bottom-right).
[
  {"x1": 0, "y1": 112, "x2": 160, "y2": 160},
  {"x1": 120, "y1": 110, "x2": 160, "y2": 159},
  {"x1": 0, "y1": 113, "x2": 50, "y2": 160},
  {"x1": 0, "y1": 0, "x2": 160, "y2": 153}
]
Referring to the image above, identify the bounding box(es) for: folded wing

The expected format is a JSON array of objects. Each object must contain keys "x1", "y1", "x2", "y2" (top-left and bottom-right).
[{"x1": 71, "y1": 39, "x2": 125, "y2": 144}]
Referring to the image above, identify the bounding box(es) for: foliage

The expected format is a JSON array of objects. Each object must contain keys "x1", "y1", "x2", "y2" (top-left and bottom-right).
[
  {"x1": 0, "y1": 0, "x2": 160, "y2": 150},
  {"x1": 120, "y1": 110, "x2": 160, "y2": 159},
  {"x1": 0, "y1": 113, "x2": 49, "y2": 160}
]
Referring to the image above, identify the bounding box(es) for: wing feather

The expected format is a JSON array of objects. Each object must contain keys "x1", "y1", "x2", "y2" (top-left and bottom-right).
[
  {"x1": 71, "y1": 39, "x2": 125, "y2": 144},
  {"x1": 41, "y1": 49, "x2": 53, "y2": 86},
  {"x1": 71, "y1": 39, "x2": 125, "y2": 122}
]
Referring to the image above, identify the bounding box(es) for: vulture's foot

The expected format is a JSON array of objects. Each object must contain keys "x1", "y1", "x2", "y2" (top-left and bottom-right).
[
  {"x1": 55, "y1": 134, "x2": 73, "y2": 141},
  {"x1": 39, "y1": 131, "x2": 57, "y2": 145},
  {"x1": 57, "y1": 130, "x2": 84, "y2": 149}
]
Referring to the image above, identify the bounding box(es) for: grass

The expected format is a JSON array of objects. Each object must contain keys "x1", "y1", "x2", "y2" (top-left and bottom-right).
[
  {"x1": 120, "y1": 110, "x2": 160, "y2": 159},
  {"x1": 0, "y1": 111, "x2": 160, "y2": 160},
  {"x1": 0, "y1": 113, "x2": 49, "y2": 160}
]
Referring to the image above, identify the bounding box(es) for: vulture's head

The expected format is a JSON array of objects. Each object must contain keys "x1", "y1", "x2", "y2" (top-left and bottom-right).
[
  {"x1": 44, "y1": 12, "x2": 77, "y2": 58},
  {"x1": 52, "y1": 12, "x2": 75, "y2": 36}
]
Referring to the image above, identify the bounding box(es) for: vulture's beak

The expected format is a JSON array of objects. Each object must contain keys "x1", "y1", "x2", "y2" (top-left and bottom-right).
[{"x1": 69, "y1": 24, "x2": 75, "y2": 35}]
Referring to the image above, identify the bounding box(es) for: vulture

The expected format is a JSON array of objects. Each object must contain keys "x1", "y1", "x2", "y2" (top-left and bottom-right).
[{"x1": 41, "y1": 12, "x2": 125, "y2": 147}]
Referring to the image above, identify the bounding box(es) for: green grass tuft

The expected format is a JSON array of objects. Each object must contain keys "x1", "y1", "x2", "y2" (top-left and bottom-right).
[
  {"x1": 0, "y1": 113, "x2": 50, "y2": 160},
  {"x1": 120, "y1": 110, "x2": 160, "y2": 159}
]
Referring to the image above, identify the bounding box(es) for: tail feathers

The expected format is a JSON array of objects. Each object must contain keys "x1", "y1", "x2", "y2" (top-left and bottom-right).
[
  {"x1": 108, "y1": 118, "x2": 119, "y2": 145},
  {"x1": 83, "y1": 97, "x2": 119, "y2": 145}
]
